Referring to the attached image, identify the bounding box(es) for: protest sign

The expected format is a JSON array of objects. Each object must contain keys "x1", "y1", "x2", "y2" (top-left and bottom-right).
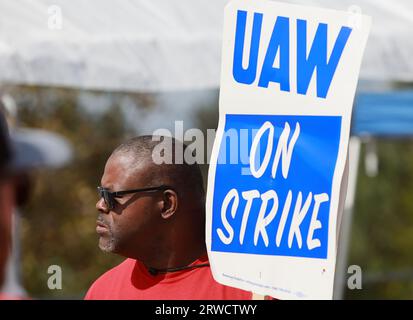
[{"x1": 206, "y1": 0, "x2": 371, "y2": 299}]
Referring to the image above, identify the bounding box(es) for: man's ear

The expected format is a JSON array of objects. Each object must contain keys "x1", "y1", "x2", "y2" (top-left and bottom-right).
[{"x1": 160, "y1": 189, "x2": 178, "y2": 219}]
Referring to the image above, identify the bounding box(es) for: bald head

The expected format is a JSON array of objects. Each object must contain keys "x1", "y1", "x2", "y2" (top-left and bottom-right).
[{"x1": 111, "y1": 135, "x2": 205, "y2": 206}]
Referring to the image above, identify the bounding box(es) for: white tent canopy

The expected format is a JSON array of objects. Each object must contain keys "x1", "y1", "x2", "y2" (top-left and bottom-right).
[{"x1": 0, "y1": 0, "x2": 412, "y2": 92}]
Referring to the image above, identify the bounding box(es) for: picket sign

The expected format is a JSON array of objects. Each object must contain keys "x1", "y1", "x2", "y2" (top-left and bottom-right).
[{"x1": 206, "y1": 0, "x2": 371, "y2": 299}]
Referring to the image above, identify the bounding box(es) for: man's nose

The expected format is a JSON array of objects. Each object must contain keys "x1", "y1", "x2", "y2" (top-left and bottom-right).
[{"x1": 96, "y1": 197, "x2": 109, "y2": 213}]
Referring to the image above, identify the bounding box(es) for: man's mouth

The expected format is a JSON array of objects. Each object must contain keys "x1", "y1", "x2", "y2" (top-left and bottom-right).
[{"x1": 96, "y1": 220, "x2": 109, "y2": 234}]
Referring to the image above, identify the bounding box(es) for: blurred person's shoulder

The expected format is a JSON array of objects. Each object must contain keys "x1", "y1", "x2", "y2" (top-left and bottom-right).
[{"x1": 0, "y1": 293, "x2": 29, "y2": 300}]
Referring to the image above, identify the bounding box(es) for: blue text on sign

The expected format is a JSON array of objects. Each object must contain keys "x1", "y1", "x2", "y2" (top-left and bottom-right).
[{"x1": 232, "y1": 10, "x2": 352, "y2": 99}]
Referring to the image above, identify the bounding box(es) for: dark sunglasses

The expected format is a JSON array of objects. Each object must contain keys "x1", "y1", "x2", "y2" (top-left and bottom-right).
[{"x1": 97, "y1": 185, "x2": 172, "y2": 210}]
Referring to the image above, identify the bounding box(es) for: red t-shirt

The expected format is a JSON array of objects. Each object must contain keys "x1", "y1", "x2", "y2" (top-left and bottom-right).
[{"x1": 85, "y1": 255, "x2": 252, "y2": 300}]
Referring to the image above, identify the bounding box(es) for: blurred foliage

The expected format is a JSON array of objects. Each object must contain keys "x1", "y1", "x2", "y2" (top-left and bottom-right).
[
  {"x1": 345, "y1": 140, "x2": 413, "y2": 299},
  {"x1": 5, "y1": 85, "x2": 413, "y2": 299}
]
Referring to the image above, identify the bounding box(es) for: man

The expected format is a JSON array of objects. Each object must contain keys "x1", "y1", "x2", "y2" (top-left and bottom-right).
[
  {"x1": 85, "y1": 136, "x2": 252, "y2": 300},
  {"x1": 0, "y1": 111, "x2": 14, "y2": 298}
]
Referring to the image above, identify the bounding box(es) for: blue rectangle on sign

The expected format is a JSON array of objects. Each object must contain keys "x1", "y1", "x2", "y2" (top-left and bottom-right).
[{"x1": 211, "y1": 114, "x2": 341, "y2": 259}]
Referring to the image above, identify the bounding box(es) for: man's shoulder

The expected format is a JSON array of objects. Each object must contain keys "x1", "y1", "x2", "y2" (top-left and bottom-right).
[
  {"x1": 84, "y1": 258, "x2": 135, "y2": 299},
  {"x1": 99, "y1": 258, "x2": 135, "y2": 278}
]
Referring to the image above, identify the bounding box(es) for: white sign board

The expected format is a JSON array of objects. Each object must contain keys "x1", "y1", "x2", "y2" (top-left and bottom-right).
[{"x1": 206, "y1": 0, "x2": 371, "y2": 299}]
